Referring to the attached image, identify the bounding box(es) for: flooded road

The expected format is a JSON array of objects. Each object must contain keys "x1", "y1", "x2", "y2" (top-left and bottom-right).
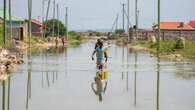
[{"x1": 1, "y1": 40, "x2": 195, "y2": 110}]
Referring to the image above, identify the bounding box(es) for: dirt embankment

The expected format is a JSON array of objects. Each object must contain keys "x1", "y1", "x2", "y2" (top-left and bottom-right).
[{"x1": 0, "y1": 48, "x2": 24, "y2": 80}]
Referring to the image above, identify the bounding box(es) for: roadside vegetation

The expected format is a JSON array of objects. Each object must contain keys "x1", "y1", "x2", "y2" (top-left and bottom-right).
[
  {"x1": 23, "y1": 36, "x2": 45, "y2": 45},
  {"x1": 129, "y1": 38, "x2": 195, "y2": 59},
  {"x1": 68, "y1": 31, "x2": 86, "y2": 45},
  {"x1": 0, "y1": 24, "x2": 3, "y2": 47}
]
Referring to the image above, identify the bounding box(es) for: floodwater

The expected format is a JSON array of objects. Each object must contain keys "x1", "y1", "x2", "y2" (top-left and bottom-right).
[{"x1": 1, "y1": 40, "x2": 195, "y2": 110}]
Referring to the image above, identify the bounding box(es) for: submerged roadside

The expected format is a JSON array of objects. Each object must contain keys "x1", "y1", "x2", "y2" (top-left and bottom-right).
[{"x1": 116, "y1": 38, "x2": 195, "y2": 61}]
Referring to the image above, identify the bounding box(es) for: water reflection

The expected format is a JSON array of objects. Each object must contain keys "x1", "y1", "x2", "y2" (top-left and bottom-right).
[
  {"x1": 1, "y1": 75, "x2": 12, "y2": 110},
  {"x1": 26, "y1": 48, "x2": 32, "y2": 110},
  {"x1": 2, "y1": 80, "x2": 5, "y2": 110},
  {"x1": 91, "y1": 66, "x2": 109, "y2": 102},
  {"x1": 134, "y1": 51, "x2": 138, "y2": 106},
  {"x1": 1, "y1": 41, "x2": 195, "y2": 110},
  {"x1": 7, "y1": 77, "x2": 11, "y2": 110},
  {"x1": 156, "y1": 53, "x2": 160, "y2": 110}
]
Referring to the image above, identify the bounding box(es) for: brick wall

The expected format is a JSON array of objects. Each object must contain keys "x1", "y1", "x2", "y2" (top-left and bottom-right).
[{"x1": 132, "y1": 29, "x2": 195, "y2": 41}]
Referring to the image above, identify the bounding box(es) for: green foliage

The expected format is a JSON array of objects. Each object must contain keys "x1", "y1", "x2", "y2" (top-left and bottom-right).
[
  {"x1": 24, "y1": 36, "x2": 44, "y2": 45},
  {"x1": 181, "y1": 40, "x2": 195, "y2": 58},
  {"x1": 175, "y1": 37, "x2": 185, "y2": 49},
  {"x1": 43, "y1": 19, "x2": 66, "y2": 37},
  {"x1": 68, "y1": 31, "x2": 84, "y2": 45},
  {"x1": 115, "y1": 29, "x2": 125, "y2": 35},
  {"x1": 149, "y1": 40, "x2": 176, "y2": 53},
  {"x1": 0, "y1": 24, "x2": 3, "y2": 45},
  {"x1": 96, "y1": 32, "x2": 101, "y2": 36},
  {"x1": 68, "y1": 31, "x2": 78, "y2": 37}
]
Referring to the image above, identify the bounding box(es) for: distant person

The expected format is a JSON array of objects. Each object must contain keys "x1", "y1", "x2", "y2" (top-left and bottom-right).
[
  {"x1": 95, "y1": 39, "x2": 102, "y2": 49},
  {"x1": 61, "y1": 37, "x2": 65, "y2": 46},
  {"x1": 92, "y1": 42, "x2": 108, "y2": 66},
  {"x1": 55, "y1": 38, "x2": 58, "y2": 47},
  {"x1": 12, "y1": 38, "x2": 17, "y2": 49}
]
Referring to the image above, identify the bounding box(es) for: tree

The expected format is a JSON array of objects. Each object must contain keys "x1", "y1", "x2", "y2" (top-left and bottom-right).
[
  {"x1": 43, "y1": 19, "x2": 66, "y2": 37},
  {"x1": 115, "y1": 29, "x2": 125, "y2": 35}
]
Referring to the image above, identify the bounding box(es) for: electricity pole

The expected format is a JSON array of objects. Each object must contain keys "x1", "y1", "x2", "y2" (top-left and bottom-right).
[
  {"x1": 42, "y1": 0, "x2": 46, "y2": 39},
  {"x1": 157, "y1": 1, "x2": 161, "y2": 110},
  {"x1": 135, "y1": 0, "x2": 138, "y2": 29},
  {"x1": 65, "y1": 7, "x2": 68, "y2": 40},
  {"x1": 28, "y1": 0, "x2": 32, "y2": 48},
  {"x1": 3, "y1": 0, "x2": 6, "y2": 45},
  {"x1": 57, "y1": 4, "x2": 59, "y2": 37},
  {"x1": 121, "y1": 3, "x2": 125, "y2": 32},
  {"x1": 45, "y1": 0, "x2": 51, "y2": 38},
  {"x1": 45, "y1": 0, "x2": 51, "y2": 21},
  {"x1": 127, "y1": 0, "x2": 130, "y2": 42},
  {"x1": 157, "y1": 0, "x2": 161, "y2": 53},
  {"x1": 9, "y1": 0, "x2": 12, "y2": 40},
  {"x1": 115, "y1": 13, "x2": 119, "y2": 31},
  {"x1": 135, "y1": 0, "x2": 138, "y2": 40},
  {"x1": 53, "y1": 0, "x2": 56, "y2": 37}
]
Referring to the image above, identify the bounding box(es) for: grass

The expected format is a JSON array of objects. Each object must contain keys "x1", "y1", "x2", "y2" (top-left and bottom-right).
[
  {"x1": 68, "y1": 31, "x2": 85, "y2": 45},
  {"x1": 24, "y1": 36, "x2": 45, "y2": 45},
  {"x1": 0, "y1": 24, "x2": 16, "y2": 48},
  {"x1": 0, "y1": 24, "x2": 3, "y2": 47},
  {"x1": 132, "y1": 39, "x2": 195, "y2": 59}
]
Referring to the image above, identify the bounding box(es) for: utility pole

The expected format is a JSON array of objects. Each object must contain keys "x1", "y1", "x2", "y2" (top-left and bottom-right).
[
  {"x1": 135, "y1": 0, "x2": 138, "y2": 40},
  {"x1": 3, "y1": 0, "x2": 6, "y2": 45},
  {"x1": 26, "y1": 0, "x2": 32, "y2": 109},
  {"x1": 127, "y1": 0, "x2": 130, "y2": 42},
  {"x1": 157, "y1": 1, "x2": 161, "y2": 110},
  {"x1": 157, "y1": 0, "x2": 161, "y2": 52},
  {"x1": 135, "y1": 0, "x2": 138, "y2": 29},
  {"x1": 121, "y1": 3, "x2": 125, "y2": 32},
  {"x1": 9, "y1": 0, "x2": 12, "y2": 40},
  {"x1": 57, "y1": 4, "x2": 59, "y2": 37},
  {"x1": 45, "y1": 0, "x2": 51, "y2": 38},
  {"x1": 45, "y1": 0, "x2": 51, "y2": 21},
  {"x1": 42, "y1": 0, "x2": 46, "y2": 39},
  {"x1": 53, "y1": 0, "x2": 56, "y2": 37},
  {"x1": 28, "y1": 0, "x2": 32, "y2": 48},
  {"x1": 65, "y1": 7, "x2": 68, "y2": 40},
  {"x1": 115, "y1": 13, "x2": 119, "y2": 31},
  {"x1": 110, "y1": 14, "x2": 118, "y2": 33}
]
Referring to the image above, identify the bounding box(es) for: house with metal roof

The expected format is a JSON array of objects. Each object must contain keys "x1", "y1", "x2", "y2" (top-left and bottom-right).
[
  {"x1": 153, "y1": 21, "x2": 195, "y2": 41},
  {"x1": 31, "y1": 19, "x2": 44, "y2": 37},
  {"x1": 0, "y1": 9, "x2": 27, "y2": 40},
  {"x1": 188, "y1": 21, "x2": 195, "y2": 29}
]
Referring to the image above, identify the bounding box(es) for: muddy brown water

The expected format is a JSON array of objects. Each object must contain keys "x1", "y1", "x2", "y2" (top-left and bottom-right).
[{"x1": 0, "y1": 40, "x2": 195, "y2": 110}]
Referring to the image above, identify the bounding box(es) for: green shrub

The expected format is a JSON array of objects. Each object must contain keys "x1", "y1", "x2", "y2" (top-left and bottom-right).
[
  {"x1": 0, "y1": 24, "x2": 3, "y2": 45},
  {"x1": 115, "y1": 29, "x2": 125, "y2": 35},
  {"x1": 175, "y1": 37, "x2": 185, "y2": 49},
  {"x1": 149, "y1": 40, "x2": 176, "y2": 53}
]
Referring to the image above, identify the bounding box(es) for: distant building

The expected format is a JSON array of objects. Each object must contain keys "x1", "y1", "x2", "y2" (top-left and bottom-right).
[
  {"x1": 153, "y1": 22, "x2": 195, "y2": 40},
  {"x1": 0, "y1": 9, "x2": 27, "y2": 40},
  {"x1": 188, "y1": 21, "x2": 195, "y2": 28},
  {"x1": 31, "y1": 19, "x2": 44, "y2": 37},
  {"x1": 0, "y1": 10, "x2": 27, "y2": 40}
]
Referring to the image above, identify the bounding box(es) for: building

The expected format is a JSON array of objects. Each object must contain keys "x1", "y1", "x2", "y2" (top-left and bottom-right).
[
  {"x1": 0, "y1": 9, "x2": 26, "y2": 40},
  {"x1": 31, "y1": 19, "x2": 44, "y2": 37},
  {"x1": 188, "y1": 21, "x2": 195, "y2": 28},
  {"x1": 153, "y1": 22, "x2": 195, "y2": 40}
]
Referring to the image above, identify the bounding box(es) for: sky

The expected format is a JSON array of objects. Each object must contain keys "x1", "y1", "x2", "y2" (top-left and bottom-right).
[{"x1": 0, "y1": 0, "x2": 195, "y2": 31}]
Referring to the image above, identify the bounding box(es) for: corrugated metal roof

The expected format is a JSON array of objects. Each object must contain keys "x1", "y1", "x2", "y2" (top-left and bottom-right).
[
  {"x1": 0, "y1": 9, "x2": 23, "y2": 22},
  {"x1": 188, "y1": 21, "x2": 195, "y2": 28},
  {"x1": 32, "y1": 19, "x2": 43, "y2": 26},
  {"x1": 154, "y1": 22, "x2": 195, "y2": 31}
]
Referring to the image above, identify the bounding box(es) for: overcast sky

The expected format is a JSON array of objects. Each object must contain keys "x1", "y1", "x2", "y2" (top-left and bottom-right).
[{"x1": 0, "y1": 0, "x2": 195, "y2": 31}]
